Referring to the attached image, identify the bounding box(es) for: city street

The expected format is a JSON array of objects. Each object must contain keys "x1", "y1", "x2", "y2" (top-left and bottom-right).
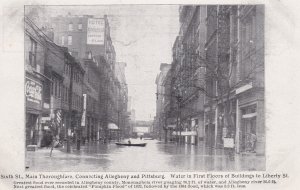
[
  {"x1": 24, "y1": 5, "x2": 266, "y2": 172},
  {"x1": 26, "y1": 140, "x2": 265, "y2": 172}
]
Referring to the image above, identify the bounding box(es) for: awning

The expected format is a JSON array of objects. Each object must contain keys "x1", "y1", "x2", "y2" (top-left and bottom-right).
[
  {"x1": 172, "y1": 131, "x2": 197, "y2": 136},
  {"x1": 108, "y1": 123, "x2": 119, "y2": 130}
]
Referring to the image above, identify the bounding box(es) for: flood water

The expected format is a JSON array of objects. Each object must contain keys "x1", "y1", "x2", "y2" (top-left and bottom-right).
[{"x1": 26, "y1": 139, "x2": 265, "y2": 172}]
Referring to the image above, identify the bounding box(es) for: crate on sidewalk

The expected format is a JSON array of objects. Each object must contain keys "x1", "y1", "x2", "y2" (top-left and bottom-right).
[{"x1": 27, "y1": 145, "x2": 38, "y2": 151}]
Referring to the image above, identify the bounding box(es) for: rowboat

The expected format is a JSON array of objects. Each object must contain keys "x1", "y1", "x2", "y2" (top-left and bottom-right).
[{"x1": 115, "y1": 142, "x2": 147, "y2": 147}]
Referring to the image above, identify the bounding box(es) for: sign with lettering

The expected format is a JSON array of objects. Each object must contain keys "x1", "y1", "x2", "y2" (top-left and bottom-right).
[
  {"x1": 25, "y1": 77, "x2": 42, "y2": 106},
  {"x1": 223, "y1": 138, "x2": 235, "y2": 148},
  {"x1": 87, "y1": 18, "x2": 105, "y2": 45}
]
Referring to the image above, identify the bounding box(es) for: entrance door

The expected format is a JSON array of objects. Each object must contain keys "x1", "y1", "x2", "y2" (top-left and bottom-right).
[
  {"x1": 26, "y1": 113, "x2": 38, "y2": 145},
  {"x1": 241, "y1": 117, "x2": 257, "y2": 152}
]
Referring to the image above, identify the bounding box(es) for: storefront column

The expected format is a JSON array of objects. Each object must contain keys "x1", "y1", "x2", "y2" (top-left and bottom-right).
[
  {"x1": 214, "y1": 107, "x2": 219, "y2": 148},
  {"x1": 256, "y1": 100, "x2": 265, "y2": 155},
  {"x1": 191, "y1": 135, "x2": 195, "y2": 145},
  {"x1": 37, "y1": 115, "x2": 43, "y2": 147},
  {"x1": 185, "y1": 128, "x2": 188, "y2": 144}
]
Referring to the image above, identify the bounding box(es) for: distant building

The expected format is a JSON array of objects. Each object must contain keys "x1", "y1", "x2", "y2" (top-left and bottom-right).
[
  {"x1": 132, "y1": 120, "x2": 154, "y2": 137},
  {"x1": 155, "y1": 63, "x2": 171, "y2": 141}
]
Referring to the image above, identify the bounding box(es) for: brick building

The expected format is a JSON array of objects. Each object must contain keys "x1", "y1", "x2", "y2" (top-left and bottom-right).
[{"x1": 50, "y1": 14, "x2": 124, "y2": 141}]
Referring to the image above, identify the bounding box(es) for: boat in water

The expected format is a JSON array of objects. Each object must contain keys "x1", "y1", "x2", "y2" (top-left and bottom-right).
[{"x1": 115, "y1": 142, "x2": 147, "y2": 147}]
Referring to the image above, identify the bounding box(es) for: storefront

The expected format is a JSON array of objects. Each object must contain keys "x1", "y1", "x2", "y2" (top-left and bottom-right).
[
  {"x1": 108, "y1": 123, "x2": 119, "y2": 141},
  {"x1": 25, "y1": 77, "x2": 43, "y2": 146},
  {"x1": 236, "y1": 86, "x2": 264, "y2": 155}
]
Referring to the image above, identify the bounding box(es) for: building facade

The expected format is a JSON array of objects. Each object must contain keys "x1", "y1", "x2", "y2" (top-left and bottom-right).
[
  {"x1": 25, "y1": 17, "x2": 48, "y2": 147},
  {"x1": 155, "y1": 63, "x2": 171, "y2": 141},
  {"x1": 50, "y1": 14, "x2": 124, "y2": 141},
  {"x1": 158, "y1": 5, "x2": 264, "y2": 155}
]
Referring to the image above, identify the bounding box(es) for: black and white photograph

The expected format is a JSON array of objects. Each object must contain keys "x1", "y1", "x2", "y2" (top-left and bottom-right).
[{"x1": 24, "y1": 4, "x2": 265, "y2": 172}]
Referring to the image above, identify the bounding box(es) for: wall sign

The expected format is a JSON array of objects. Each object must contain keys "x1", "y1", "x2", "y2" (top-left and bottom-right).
[
  {"x1": 25, "y1": 77, "x2": 42, "y2": 106},
  {"x1": 87, "y1": 18, "x2": 105, "y2": 45}
]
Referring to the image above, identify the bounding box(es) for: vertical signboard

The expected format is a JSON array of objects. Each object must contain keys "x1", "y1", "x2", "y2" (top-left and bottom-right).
[
  {"x1": 81, "y1": 94, "x2": 87, "y2": 127},
  {"x1": 25, "y1": 77, "x2": 43, "y2": 109},
  {"x1": 87, "y1": 18, "x2": 105, "y2": 45}
]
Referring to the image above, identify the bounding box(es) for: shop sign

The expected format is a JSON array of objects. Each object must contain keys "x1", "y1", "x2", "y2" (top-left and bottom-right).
[
  {"x1": 25, "y1": 78, "x2": 42, "y2": 106},
  {"x1": 172, "y1": 131, "x2": 197, "y2": 136},
  {"x1": 41, "y1": 117, "x2": 51, "y2": 123},
  {"x1": 224, "y1": 138, "x2": 234, "y2": 148}
]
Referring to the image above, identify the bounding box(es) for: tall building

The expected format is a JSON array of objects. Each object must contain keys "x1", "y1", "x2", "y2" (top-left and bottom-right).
[
  {"x1": 155, "y1": 63, "x2": 171, "y2": 141},
  {"x1": 115, "y1": 62, "x2": 129, "y2": 138},
  {"x1": 166, "y1": 6, "x2": 207, "y2": 145}
]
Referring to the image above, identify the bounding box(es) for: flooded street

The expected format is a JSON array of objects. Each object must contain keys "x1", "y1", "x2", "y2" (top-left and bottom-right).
[{"x1": 26, "y1": 140, "x2": 265, "y2": 172}]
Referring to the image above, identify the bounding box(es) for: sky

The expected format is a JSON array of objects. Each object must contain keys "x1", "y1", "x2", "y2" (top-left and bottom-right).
[{"x1": 26, "y1": 5, "x2": 180, "y2": 121}]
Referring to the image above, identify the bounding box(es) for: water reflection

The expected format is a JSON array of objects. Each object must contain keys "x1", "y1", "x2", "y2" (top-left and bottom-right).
[{"x1": 26, "y1": 139, "x2": 265, "y2": 171}]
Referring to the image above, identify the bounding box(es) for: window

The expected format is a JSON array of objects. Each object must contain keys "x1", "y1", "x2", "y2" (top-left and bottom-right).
[
  {"x1": 61, "y1": 36, "x2": 65, "y2": 45},
  {"x1": 78, "y1": 23, "x2": 82, "y2": 30},
  {"x1": 62, "y1": 86, "x2": 65, "y2": 102},
  {"x1": 58, "y1": 82, "x2": 61, "y2": 98},
  {"x1": 29, "y1": 38, "x2": 37, "y2": 67},
  {"x1": 65, "y1": 87, "x2": 68, "y2": 103},
  {"x1": 68, "y1": 23, "x2": 73, "y2": 31},
  {"x1": 51, "y1": 80, "x2": 54, "y2": 95},
  {"x1": 53, "y1": 78, "x2": 57, "y2": 97},
  {"x1": 68, "y1": 35, "x2": 72, "y2": 45}
]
